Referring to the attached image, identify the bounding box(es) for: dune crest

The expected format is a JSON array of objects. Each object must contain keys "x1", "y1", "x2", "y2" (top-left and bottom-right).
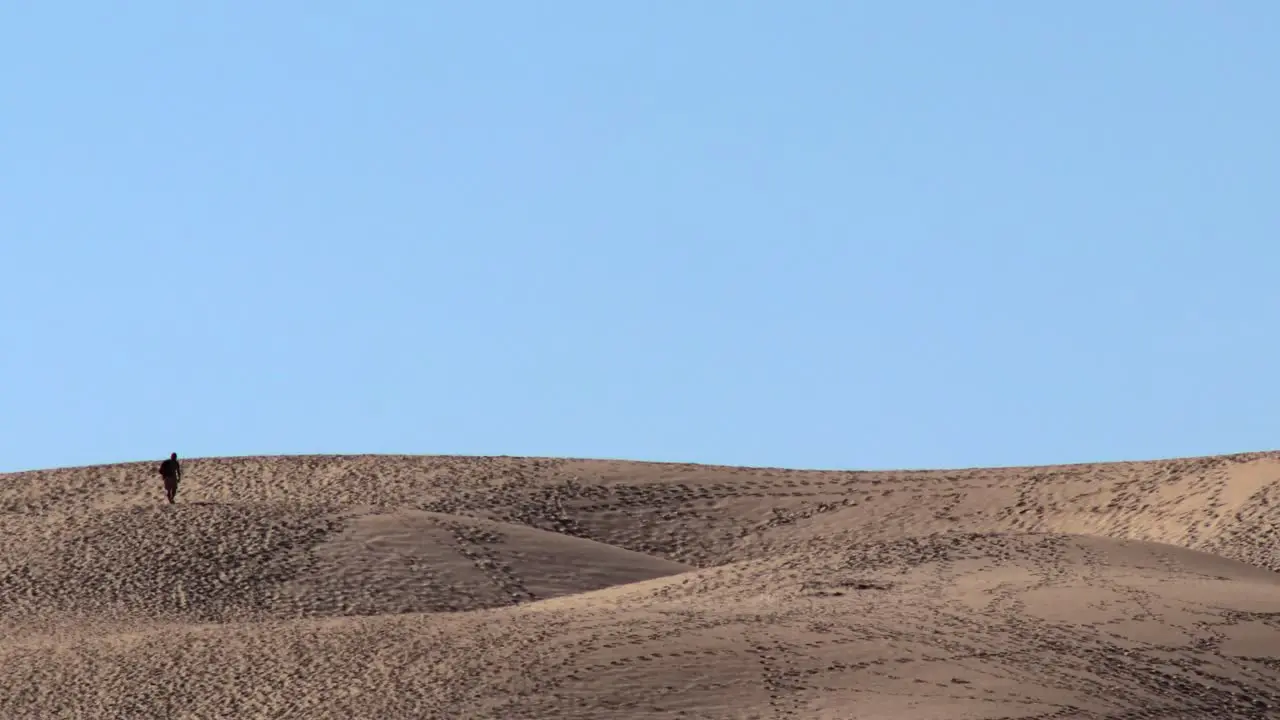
[{"x1": 2, "y1": 451, "x2": 1279, "y2": 718}]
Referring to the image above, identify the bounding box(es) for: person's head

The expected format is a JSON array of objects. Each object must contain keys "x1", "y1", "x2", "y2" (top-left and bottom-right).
[{"x1": 171, "y1": 452, "x2": 177, "y2": 460}]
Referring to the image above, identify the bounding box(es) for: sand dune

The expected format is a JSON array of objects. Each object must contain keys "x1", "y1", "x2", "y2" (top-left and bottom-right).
[{"x1": 2, "y1": 452, "x2": 1280, "y2": 718}]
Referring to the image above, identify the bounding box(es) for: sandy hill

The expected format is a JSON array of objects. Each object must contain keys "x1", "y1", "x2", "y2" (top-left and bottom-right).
[{"x1": 2, "y1": 451, "x2": 1280, "y2": 719}]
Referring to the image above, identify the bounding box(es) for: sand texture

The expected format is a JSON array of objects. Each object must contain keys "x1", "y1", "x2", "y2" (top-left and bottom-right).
[{"x1": 2, "y1": 451, "x2": 1280, "y2": 719}]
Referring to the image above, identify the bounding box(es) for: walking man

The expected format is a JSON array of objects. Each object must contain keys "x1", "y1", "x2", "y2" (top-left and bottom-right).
[{"x1": 159, "y1": 452, "x2": 182, "y2": 504}]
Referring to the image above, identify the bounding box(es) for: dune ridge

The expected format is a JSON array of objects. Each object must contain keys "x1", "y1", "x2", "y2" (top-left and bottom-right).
[{"x1": 2, "y1": 451, "x2": 1279, "y2": 718}]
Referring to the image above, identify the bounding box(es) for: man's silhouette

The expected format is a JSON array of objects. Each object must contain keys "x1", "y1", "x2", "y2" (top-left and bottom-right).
[{"x1": 159, "y1": 453, "x2": 182, "y2": 504}]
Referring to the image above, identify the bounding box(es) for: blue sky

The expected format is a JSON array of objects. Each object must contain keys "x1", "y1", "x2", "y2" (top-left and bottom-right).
[{"x1": 2, "y1": 2, "x2": 1277, "y2": 473}]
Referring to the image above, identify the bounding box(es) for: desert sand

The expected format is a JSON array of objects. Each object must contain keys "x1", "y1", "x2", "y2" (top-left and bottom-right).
[{"x1": 2, "y1": 451, "x2": 1279, "y2": 719}]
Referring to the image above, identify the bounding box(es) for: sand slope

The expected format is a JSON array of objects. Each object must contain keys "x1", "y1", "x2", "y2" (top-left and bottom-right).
[{"x1": 2, "y1": 451, "x2": 1280, "y2": 718}]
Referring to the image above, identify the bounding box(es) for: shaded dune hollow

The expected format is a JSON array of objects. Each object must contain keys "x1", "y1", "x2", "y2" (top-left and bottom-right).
[
  {"x1": 2, "y1": 451, "x2": 1280, "y2": 719},
  {"x1": 0, "y1": 506, "x2": 691, "y2": 624}
]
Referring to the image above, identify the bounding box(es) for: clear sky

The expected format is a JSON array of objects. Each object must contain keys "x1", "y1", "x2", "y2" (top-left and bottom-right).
[{"x1": 2, "y1": 3, "x2": 1277, "y2": 474}]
